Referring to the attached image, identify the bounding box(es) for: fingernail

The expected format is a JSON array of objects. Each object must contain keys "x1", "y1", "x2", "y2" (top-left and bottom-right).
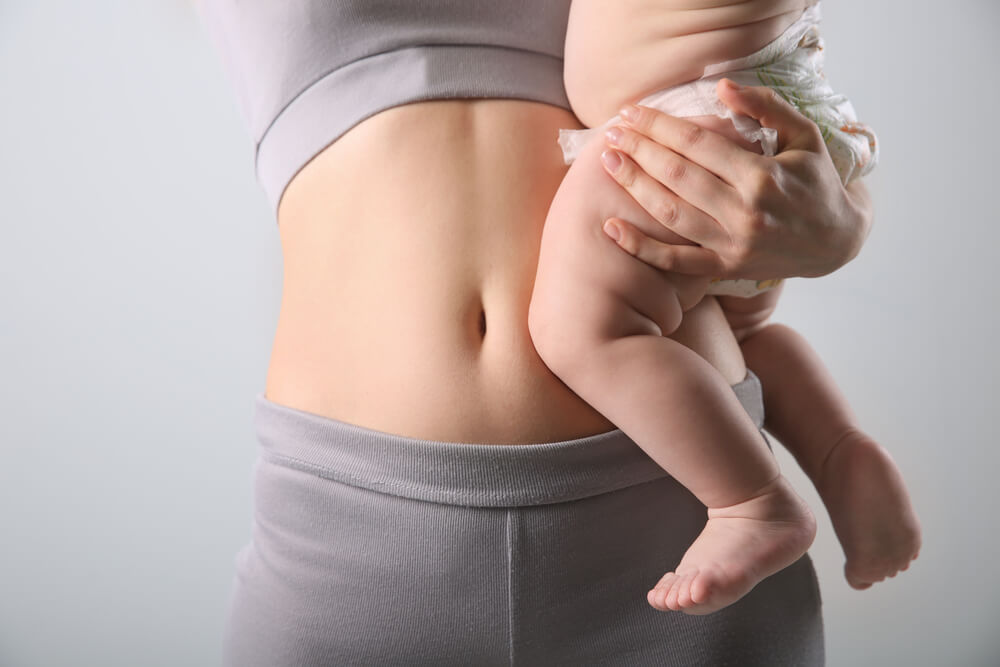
[
  {"x1": 619, "y1": 105, "x2": 639, "y2": 123},
  {"x1": 604, "y1": 126, "x2": 623, "y2": 146},
  {"x1": 601, "y1": 149, "x2": 622, "y2": 173},
  {"x1": 603, "y1": 220, "x2": 621, "y2": 241},
  {"x1": 724, "y1": 78, "x2": 742, "y2": 91}
]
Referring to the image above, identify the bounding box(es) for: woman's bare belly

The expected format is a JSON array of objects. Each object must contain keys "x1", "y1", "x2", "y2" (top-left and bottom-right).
[{"x1": 265, "y1": 98, "x2": 747, "y2": 445}]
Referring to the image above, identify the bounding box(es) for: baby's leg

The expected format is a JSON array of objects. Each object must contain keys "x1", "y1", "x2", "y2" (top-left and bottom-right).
[
  {"x1": 715, "y1": 293, "x2": 922, "y2": 589},
  {"x1": 528, "y1": 132, "x2": 816, "y2": 615}
]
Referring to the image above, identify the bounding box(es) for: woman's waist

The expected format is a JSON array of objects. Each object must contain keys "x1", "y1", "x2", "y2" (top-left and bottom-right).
[
  {"x1": 265, "y1": 98, "x2": 747, "y2": 443},
  {"x1": 265, "y1": 301, "x2": 618, "y2": 445},
  {"x1": 266, "y1": 203, "x2": 613, "y2": 444},
  {"x1": 266, "y1": 268, "x2": 748, "y2": 444}
]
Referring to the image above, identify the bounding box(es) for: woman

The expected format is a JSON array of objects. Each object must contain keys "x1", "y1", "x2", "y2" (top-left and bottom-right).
[{"x1": 195, "y1": 1, "x2": 872, "y2": 664}]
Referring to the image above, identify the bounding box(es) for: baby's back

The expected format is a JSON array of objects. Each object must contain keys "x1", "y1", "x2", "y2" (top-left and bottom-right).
[{"x1": 565, "y1": 0, "x2": 814, "y2": 127}]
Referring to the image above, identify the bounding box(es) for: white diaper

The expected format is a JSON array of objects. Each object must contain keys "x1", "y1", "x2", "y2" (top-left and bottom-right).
[{"x1": 558, "y1": 1, "x2": 878, "y2": 298}]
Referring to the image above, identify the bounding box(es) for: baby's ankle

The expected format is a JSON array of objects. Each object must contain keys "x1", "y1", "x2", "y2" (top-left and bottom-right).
[
  {"x1": 816, "y1": 427, "x2": 873, "y2": 484},
  {"x1": 788, "y1": 424, "x2": 863, "y2": 485},
  {"x1": 708, "y1": 474, "x2": 814, "y2": 525}
]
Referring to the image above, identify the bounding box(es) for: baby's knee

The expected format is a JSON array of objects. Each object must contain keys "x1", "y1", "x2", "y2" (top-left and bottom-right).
[
  {"x1": 527, "y1": 290, "x2": 590, "y2": 375},
  {"x1": 648, "y1": 287, "x2": 685, "y2": 337},
  {"x1": 528, "y1": 282, "x2": 665, "y2": 380}
]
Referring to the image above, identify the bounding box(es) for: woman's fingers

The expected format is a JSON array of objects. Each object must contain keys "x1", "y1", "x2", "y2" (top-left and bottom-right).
[
  {"x1": 715, "y1": 78, "x2": 826, "y2": 154},
  {"x1": 605, "y1": 217, "x2": 726, "y2": 276},
  {"x1": 601, "y1": 147, "x2": 732, "y2": 252},
  {"x1": 597, "y1": 77, "x2": 868, "y2": 281},
  {"x1": 605, "y1": 121, "x2": 740, "y2": 228},
  {"x1": 615, "y1": 100, "x2": 764, "y2": 190}
]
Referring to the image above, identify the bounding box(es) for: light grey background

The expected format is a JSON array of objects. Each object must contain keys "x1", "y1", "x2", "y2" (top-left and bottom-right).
[{"x1": 1, "y1": 1, "x2": 997, "y2": 665}]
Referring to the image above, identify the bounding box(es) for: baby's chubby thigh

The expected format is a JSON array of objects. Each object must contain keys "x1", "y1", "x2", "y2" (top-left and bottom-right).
[{"x1": 527, "y1": 133, "x2": 711, "y2": 370}]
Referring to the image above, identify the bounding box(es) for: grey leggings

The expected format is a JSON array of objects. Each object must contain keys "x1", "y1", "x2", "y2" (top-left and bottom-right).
[{"x1": 222, "y1": 370, "x2": 824, "y2": 666}]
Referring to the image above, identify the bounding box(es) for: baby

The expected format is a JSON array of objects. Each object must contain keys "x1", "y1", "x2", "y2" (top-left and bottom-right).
[{"x1": 527, "y1": 0, "x2": 921, "y2": 615}]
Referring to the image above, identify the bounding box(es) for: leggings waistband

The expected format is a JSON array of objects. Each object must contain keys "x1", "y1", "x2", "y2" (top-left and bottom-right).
[{"x1": 252, "y1": 370, "x2": 765, "y2": 508}]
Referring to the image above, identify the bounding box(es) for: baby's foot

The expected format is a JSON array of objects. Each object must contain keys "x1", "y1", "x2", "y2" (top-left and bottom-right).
[
  {"x1": 647, "y1": 475, "x2": 816, "y2": 615},
  {"x1": 817, "y1": 428, "x2": 922, "y2": 589}
]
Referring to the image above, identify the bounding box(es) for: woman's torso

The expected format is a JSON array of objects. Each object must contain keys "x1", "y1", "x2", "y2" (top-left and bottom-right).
[{"x1": 264, "y1": 0, "x2": 808, "y2": 444}]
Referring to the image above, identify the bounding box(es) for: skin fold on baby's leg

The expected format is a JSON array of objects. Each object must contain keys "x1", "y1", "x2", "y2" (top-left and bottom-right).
[
  {"x1": 715, "y1": 290, "x2": 923, "y2": 589},
  {"x1": 528, "y1": 131, "x2": 816, "y2": 616}
]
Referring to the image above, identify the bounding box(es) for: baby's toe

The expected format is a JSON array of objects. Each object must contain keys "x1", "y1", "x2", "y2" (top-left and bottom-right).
[
  {"x1": 647, "y1": 588, "x2": 662, "y2": 609},
  {"x1": 690, "y1": 568, "x2": 721, "y2": 606},
  {"x1": 665, "y1": 576, "x2": 685, "y2": 611},
  {"x1": 844, "y1": 565, "x2": 871, "y2": 589},
  {"x1": 676, "y1": 574, "x2": 696, "y2": 608},
  {"x1": 652, "y1": 571, "x2": 675, "y2": 592},
  {"x1": 846, "y1": 562, "x2": 889, "y2": 590},
  {"x1": 649, "y1": 573, "x2": 677, "y2": 610}
]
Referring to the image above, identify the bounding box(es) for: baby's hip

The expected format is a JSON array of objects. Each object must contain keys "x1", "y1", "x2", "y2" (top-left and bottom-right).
[
  {"x1": 536, "y1": 137, "x2": 710, "y2": 315},
  {"x1": 539, "y1": 134, "x2": 702, "y2": 284},
  {"x1": 535, "y1": 134, "x2": 750, "y2": 379}
]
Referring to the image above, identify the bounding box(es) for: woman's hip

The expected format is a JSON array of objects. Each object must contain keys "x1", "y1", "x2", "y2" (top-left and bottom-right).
[{"x1": 222, "y1": 372, "x2": 824, "y2": 666}]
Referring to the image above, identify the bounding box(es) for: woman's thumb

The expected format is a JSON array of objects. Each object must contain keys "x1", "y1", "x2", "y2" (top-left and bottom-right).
[{"x1": 716, "y1": 78, "x2": 823, "y2": 153}]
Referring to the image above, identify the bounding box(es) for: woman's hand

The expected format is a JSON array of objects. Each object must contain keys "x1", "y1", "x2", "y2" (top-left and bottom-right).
[{"x1": 599, "y1": 78, "x2": 873, "y2": 280}]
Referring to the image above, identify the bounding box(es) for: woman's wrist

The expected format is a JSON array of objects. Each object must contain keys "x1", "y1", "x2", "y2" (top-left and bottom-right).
[
  {"x1": 839, "y1": 178, "x2": 874, "y2": 269},
  {"x1": 816, "y1": 178, "x2": 873, "y2": 277}
]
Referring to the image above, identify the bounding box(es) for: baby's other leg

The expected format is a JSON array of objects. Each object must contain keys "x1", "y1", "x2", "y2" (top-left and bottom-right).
[
  {"x1": 717, "y1": 294, "x2": 923, "y2": 589},
  {"x1": 529, "y1": 133, "x2": 815, "y2": 615}
]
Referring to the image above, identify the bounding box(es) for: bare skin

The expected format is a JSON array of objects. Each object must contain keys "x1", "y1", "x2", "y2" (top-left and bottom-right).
[
  {"x1": 258, "y1": 0, "x2": 906, "y2": 619},
  {"x1": 535, "y1": 0, "x2": 920, "y2": 614},
  {"x1": 266, "y1": 100, "x2": 749, "y2": 445},
  {"x1": 607, "y1": 94, "x2": 920, "y2": 606},
  {"x1": 738, "y1": 322, "x2": 923, "y2": 590},
  {"x1": 530, "y1": 90, "x2": 817, "y2": 616}
]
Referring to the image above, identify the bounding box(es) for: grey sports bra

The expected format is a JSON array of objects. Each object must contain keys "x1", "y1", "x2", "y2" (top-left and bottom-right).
[{"x1": 196, "y1": 0, "x2": 573, "y2": 218}]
